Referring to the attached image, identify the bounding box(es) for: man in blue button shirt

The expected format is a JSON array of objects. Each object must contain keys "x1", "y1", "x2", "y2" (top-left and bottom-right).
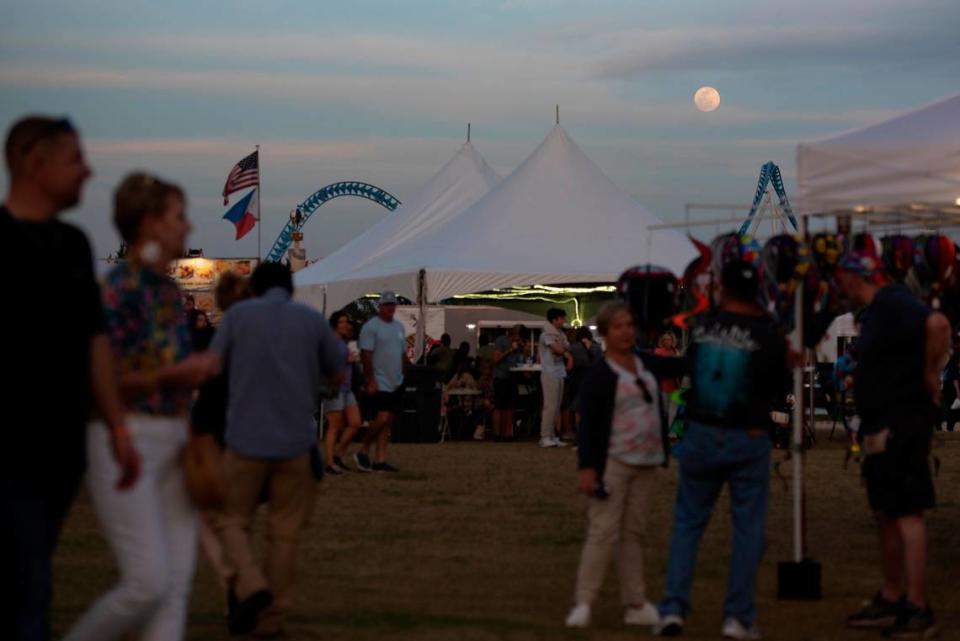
[
  {"x1": 353, "y1": 291, "x2": 409, "y2": 472},
  {"x1": 210, "y1": 262, "x2": 343, "y2": 637}
]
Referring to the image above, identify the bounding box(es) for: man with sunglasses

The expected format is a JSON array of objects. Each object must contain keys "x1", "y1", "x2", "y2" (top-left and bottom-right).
[
  {"x1": 655, "y1": 260, "x2": 791, "y2": 640},
  {"x1": 0, "y1": 116, "x2": 138, "y2": 641}
]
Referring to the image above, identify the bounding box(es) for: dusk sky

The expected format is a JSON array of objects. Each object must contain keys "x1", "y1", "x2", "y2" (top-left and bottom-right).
[{"x1": 1, "y1": 0, "x2": 957, "y2": 261}]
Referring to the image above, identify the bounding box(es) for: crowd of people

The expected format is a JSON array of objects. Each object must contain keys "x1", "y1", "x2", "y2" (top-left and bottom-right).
[{"x1": 1, "y1": 114, "x2": 950, "y2": 641}]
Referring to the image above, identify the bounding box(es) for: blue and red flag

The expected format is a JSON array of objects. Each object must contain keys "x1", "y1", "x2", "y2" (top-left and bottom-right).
[{"x1": 223, "y1": 188, "x2": 257, "y2": 240}]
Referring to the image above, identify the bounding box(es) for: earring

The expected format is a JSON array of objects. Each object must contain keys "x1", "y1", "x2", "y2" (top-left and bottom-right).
[{"x1": 139, "y1": 240, "x2": 161, "y2": 264}]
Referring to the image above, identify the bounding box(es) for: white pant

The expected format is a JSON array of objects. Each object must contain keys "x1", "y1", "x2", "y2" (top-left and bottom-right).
[
  {"x1": 65, "y1": 416, "x2": 198, "y2": 641},
  {"x1": 540, "y1": 373, "x2": 565, "y2": 439}
]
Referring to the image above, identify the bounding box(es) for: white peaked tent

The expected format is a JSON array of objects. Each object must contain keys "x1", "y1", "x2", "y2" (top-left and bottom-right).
[
  {"x1": 299, "y1": 125, "x2": 697, "y2": 313},
  {"x1": 797, "y1": 93, "x2": 960, "y2": 212},
  {"x1": 294, "y1": 141, "x2": 500, "y2": 309}
]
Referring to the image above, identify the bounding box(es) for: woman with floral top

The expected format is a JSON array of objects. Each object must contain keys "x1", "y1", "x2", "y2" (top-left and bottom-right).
[
  {"x1": 65, "y1": 173, "x2": 219, "y2": 641},
  {"x1": 565, "y1": 302, "x2": 683, "y2": 629}
]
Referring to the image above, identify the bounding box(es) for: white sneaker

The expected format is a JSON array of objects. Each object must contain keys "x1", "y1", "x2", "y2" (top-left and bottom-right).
[
  {"x1": 624, "y1": 602, "x2": 660, "y2": 626},
  {"x1": 553, "y1": 437, "x2": 569, "y2": 447},
  {"x1": 565, "y1": 603, "x2": 591, "y2": 627},
  {"x1": 539, "y1": 438, "x2": 558, "y2": 448},
  {"x1": 473, "y1": 425, "x2": 485, "y2": 441},
  {"x1": 653, "y1": 614, "x2": 684, "y2": 636},
  {"x1": 721, "y1": 617, "x2": 761, "y2": 640}
]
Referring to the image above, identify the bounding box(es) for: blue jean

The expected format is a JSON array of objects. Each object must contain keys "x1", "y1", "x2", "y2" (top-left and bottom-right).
[
  {"x1": 658, "y1": 421, "x2": 772, "y2": 626},
  {"x1": 1, "y1": 460, "x2": 85, "y2": 641}
]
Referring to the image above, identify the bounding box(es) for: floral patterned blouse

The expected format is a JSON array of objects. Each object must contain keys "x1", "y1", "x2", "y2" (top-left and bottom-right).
[
  {"x1": 606, "y1": 356, "x2": 665, "y2": 466},
  {"x1": 102, "y1": 261, "x2": 192, "y2": 415}
]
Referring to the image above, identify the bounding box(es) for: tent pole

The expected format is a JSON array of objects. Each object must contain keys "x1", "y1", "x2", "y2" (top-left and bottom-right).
[
  {"x1": 791, "y1": 220, "x2": 806, "y2": 563},
  {"x1": 415, "y1": 269, "x2": 427, "y2": 363}
]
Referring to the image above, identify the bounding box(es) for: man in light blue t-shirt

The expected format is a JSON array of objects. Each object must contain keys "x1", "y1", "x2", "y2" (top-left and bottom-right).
[{"x1": 354, "y1": 291, "x2": 409, "y2": 472}]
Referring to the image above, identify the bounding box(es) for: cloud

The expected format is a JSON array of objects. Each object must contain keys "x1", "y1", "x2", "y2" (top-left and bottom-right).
[
  {"x1": 88, "y1": 137, "x2": 376, "y2": 160},
  {"x1": 0, "y1": 62, "x2": 898, "y2": 133},
  {"x1": 592, "y1": 22, "x2": 960, "y2": 78}
]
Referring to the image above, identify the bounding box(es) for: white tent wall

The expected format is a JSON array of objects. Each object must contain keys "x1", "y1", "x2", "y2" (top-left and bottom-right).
[
  {"x1": 294, "y1": 142, "x2": 500, "y2": 311},
  {"x1": 307, "y1": 126, "x2": 697, "y2": 313},
  {"x1": 797, "y1": 93, "x2": 960, "y2": 213}
]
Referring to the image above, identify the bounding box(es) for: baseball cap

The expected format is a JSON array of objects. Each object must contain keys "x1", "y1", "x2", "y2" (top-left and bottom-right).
[
  {"x1": 837, "y1": 251, "x2": 884, "y2": 282},
  {"x1": 378, "y1": 290, "x2": 398, "y2": 305}
]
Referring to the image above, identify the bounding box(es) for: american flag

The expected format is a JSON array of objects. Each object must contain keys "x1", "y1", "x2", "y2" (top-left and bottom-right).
[{"x1": 222, "y1": 150, "x2": 259, "y2": 205}]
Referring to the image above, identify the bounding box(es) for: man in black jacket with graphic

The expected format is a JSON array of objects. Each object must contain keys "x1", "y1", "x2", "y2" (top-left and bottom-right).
[{"x1": 655, "y1": 260, "x2": 791, "y2": 640}]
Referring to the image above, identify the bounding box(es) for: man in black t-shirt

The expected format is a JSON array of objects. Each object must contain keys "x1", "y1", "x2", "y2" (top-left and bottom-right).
[
  {"x1": 656, "y1": 261, "x2": 791, "y2": 639},
  {"x1": 0, "y1": 116, "x2": 140, "y2": 641},
  {"x1": 837, "y1": 251, "x2": 950, "y2": 638}
]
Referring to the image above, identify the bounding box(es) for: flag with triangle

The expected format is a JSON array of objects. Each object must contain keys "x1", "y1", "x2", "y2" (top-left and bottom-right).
[{"x1": 223, "y1": 188, "x2": 258, "y2": 240}]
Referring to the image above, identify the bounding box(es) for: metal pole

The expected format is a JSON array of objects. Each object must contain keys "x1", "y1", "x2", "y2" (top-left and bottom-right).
[
  {"x1": 415, "y1": 269, "x2": 427, "y2": 362},
  {"x1": 255, "y1": 144, "x2": 262, "y2": 261},
  {"x1": 792, "y1": 276, "x2": 804, "y2": 563}
]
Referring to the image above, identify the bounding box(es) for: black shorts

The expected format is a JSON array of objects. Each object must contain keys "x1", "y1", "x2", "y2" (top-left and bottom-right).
[
  {"x1": 493, "y1": 378, "x2": 517, "y2": 410},
  {"x1": 369, "y1": 389, "x2": 404, "y2": 416},
  {"x1": 862, "y1": 424, "x2": 936, "y2": 517}
]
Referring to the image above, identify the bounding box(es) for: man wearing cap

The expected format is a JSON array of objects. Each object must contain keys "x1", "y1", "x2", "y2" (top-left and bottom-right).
[
  {"x1": 655, "y1": 260, "x2": 791, "y2": 640},
  {"x1": 354, "y1": 291, "x2": 409, "y2": 472},
  {"x1": 837, "y1": 252, "x2": 950, "y2": 638}
]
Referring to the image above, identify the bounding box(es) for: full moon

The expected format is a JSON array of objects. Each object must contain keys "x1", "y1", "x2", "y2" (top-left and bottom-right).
[{"x1": 694, "y1": 86, "x2": 721, "y2": 112}]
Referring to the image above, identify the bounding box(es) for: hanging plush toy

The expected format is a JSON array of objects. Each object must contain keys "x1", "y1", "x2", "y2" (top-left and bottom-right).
[
  {"x1": 880, "y1": 235, "x2": 914, "y2": 281},
  {"x1": 616, "y1": 265, "x2": 679, "y2": 345},
  {"x1": 850, "y1": 232, "x2": 879, "y2": 258},
  {"x1": 938, "y1": 241, "x2": 960, "y2": 326},
  {"x1": 810, "y1": 232, "x2": 842, "y2": 277},
  {"x1": 671, "y1": 236, "x2": 711, "y2": 330},
  {"x1": 760, "y1": 234, "x2": 811, "y2": 330},
  {"x1": 916, "y1": 234, "x2": 958, "y2": 311}
]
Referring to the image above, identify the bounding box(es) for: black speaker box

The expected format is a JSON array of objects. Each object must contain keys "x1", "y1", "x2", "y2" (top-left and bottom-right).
[
  {"x1": 777, "y1": 559, "x2": 822, "y2": 600},
  {"x1": 394, "y1": 366, "x2": 443, "y2": 443}
]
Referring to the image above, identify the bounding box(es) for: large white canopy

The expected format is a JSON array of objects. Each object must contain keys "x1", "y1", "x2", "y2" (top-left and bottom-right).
[
  {"x1": 298, "y1": 126, "x2": 696, "y2": 311},
  {"x1": 294, "y1": 141, "x2": 500, "y2": 307},
  {"x1": 797, "y1": 93, "x2": 960, "y2": 212}
]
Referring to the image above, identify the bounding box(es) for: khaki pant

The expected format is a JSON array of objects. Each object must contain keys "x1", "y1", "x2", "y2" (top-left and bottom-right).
[
  {"x1": 540, "y1": 373, "x2": 565, "y2": 440},
  {"x1": 574, "y1": 458, "x2": 657, "y2": 606},
  {"x1": 216, "y1": 450, "x2": 315, "y2": 630}
]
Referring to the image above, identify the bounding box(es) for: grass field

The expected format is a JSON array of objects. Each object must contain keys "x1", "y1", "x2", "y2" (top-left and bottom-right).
[{"x1": 51, "y1": 430, "x2": 960, "y2": 640}]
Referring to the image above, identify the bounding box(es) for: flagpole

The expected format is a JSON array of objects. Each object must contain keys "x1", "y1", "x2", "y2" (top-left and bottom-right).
[{"x1": 255, "y1": 144, "x2": 261, "y2": 263}]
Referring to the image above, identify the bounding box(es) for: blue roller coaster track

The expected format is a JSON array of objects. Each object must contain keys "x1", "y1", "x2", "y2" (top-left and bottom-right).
[
  {"x1": 265, "y1": 181, "x2": 401, "y2": 263},
  {"x1": 738, "y1": 162, "x2": 799, "y2": 236}
]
